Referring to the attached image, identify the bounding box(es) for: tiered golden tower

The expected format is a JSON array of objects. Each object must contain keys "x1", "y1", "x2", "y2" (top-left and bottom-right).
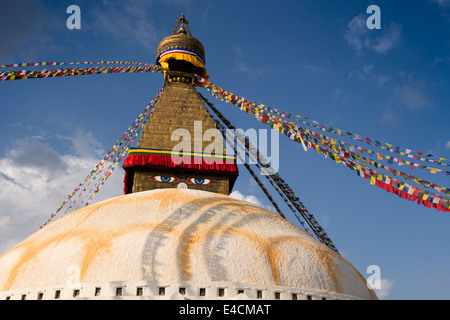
[{"x1": 122, "y1": 14, "x2": 238, "y2": 195}]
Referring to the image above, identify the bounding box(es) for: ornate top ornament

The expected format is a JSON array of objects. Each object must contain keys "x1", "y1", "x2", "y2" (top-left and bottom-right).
[
  {"x1": 155, "y1": 13, "x2": 206, "y2": 74},
  {"x1": 156, "y1": 14, "x2": 209, "y2": 79},
  {"x1": 171, "y1": 13, "x2": 192, "y2": 36}
]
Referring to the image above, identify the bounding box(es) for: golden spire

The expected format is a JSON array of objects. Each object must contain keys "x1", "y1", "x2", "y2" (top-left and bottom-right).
[
  {"x1": 155, "y1": 14, "x2": 208, "y2": 81},
  {"x1": 171, "y1": 13, "x2": 192, "y2": 36}
]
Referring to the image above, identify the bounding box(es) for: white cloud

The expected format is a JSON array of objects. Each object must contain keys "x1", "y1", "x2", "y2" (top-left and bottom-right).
[
  {"x1": 344, "y1": 15, "x2": 402, "y2": 55},
  {"x1": 372, "y1": 23, "x2": 402, "y2": 55},
  {"x1": 392, "y1": 72, "x2": 434, "y2": 111},
  {"x1": 230, "y1": 190, "x2": 264, "y2": 208},
  {"x1": 430, "y1": 0, "x2": 450, "y2": 7},
  {"x1": 349, "y1": 64, "x2": 390, "y2": 86},
  {"x1": 0, "y1": 216, "x2": 10, "y2": 230},
  {"x1": 71, "y1": 128, "x2": 104, "y2": 158},
  {"x1": 93, "y1": 0, "x2": 158, "y2": 50},
  {"x1": 394, "y1": 84, "x2": 433, "y2": 110},
  {"x1": 445, "y1": 141, "x2": 450, "y2": 149},
  {"x1": 333, "y1": 88, "x2": 352, "y2": 105},
  {"x1": 376, "y1": 72, "x2": 435, "y2": 125},
  {"x1": 302, "y1": 64, "x2": 326, "y2": 75},
  {"x1": 232, "y1": 59, "x2": 253, "y2": 74},
  {"x1": 432, "y1": 55, "x2": 450, "y2": 66},
  {"x1": 5, "y1": 137, "x2": 68, "y2": 174},
  {"x1": 381, "y1": 110, "x2": 398, "y2": 125},
  {"x1": 374, "y1": 278, "x2": 394, "y2": 299},
  {"x1": 0, "y1": 133, "x2": 124, "y2": 256},
  {"x1": 344, "y1": 15, "x2": 369, "y2": 55},
  {"x1": 92, "y1": 0, "x2": 195, "y2": 49},
  {"x1": 231, "y1": 43, "x2": 243, "y2": 57},
  {"x1": 230, "y1": 45, "x2": 277, "y2": 79}
]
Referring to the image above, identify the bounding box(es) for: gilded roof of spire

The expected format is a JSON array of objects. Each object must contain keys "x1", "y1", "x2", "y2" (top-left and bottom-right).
[{"x1": 155, "y1": 14, "x2": 205, "y2": 65}]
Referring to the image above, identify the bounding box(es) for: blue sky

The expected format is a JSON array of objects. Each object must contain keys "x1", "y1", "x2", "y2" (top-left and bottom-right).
[{"x1": 0, "y1": 0, "x2": 449, "y2": 299}]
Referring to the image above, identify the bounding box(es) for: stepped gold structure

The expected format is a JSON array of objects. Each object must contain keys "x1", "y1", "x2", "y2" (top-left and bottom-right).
[{"x1": 123, "y1": 13, "x2": 238, "y2": 195}]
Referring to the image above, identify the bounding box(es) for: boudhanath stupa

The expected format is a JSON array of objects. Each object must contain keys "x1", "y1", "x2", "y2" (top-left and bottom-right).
[{"x1": 0, "y1": 15, "x2": 377, "y2": 301}]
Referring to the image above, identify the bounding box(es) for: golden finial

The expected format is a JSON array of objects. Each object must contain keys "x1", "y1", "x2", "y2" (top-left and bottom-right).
[
  {"x1": 171, "y1": 13, "x2": 192, "y2": 36},
  {"x1": 178, "y1": 25, "x2": 187, "y2": 35}
]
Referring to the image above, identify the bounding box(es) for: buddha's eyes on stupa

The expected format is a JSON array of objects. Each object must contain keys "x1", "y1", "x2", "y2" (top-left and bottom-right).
[
  {"x1": 145, "y1": 175, "x2": 216, "y2": 185},
  {"x1": 148, "y1": 175, "x2": 177, "y2": 183},
  {"x1": 187, "y1": 178, "x2": 215, "y2": 185}
]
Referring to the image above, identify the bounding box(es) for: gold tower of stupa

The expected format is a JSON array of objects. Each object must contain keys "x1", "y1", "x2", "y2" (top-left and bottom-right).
[{"x1": 122, "y1": 14, "x2": 239, "y2": 195}]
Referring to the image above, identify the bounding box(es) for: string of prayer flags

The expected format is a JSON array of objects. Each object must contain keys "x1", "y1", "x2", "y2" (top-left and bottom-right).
[
  {"x1": 306, "y1": 134, "x2": 450, "y2": 211},
  {"x1": 207, "y1": 82, "x2": 450, "y2": 201},
  {"x1": 293, "y1": 124, "x2": 450, "y2": 198},
  {"x1": 40, "y1": 89, "x2": 163, "y2": 228},
  {"x1": 199, "y1": 76, "x2": 449, "y2": 168},
  {"x1": 213, "y1": 115, "x2": 337, "y2": 251},
  {"x1": 298, "y1": 123, "x2": 450, "y2": 211},
  {"x1": 199, "y1": 77, "x2": 450, "y2": 213},
  {"x1": 0, "y1": 60, "x2": 158, "y2": 68},
  {"x1": 288, "y1": 111, "x2": 450, "y2": 211},
  {"x1": 0, "y1": 64, "x2": 164, "y2": 82},
  {"x1": 205, "y1": 102, "x2": 289, "y2": 221},
  {"x1": 200, "y1": 92, "x2": 338, "y2": 253}
]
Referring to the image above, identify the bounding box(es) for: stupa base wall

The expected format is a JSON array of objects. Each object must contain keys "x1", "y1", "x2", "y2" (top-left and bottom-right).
[{"x1": 0, "y1": 279, "x2": 366, "y2": 300}]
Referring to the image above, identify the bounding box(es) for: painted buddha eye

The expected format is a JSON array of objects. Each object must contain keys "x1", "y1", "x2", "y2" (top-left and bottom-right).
[
  {"x1": 149, "y1": 175, "x2": 177, "y2": 183},
  {"x1": 187, "y1": 178, "x2": 215, "y2": 185}
]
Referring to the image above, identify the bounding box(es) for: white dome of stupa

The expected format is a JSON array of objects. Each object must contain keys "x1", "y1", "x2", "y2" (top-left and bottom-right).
[{"x1": 0, "y1": 188, "x2": 377, "y2": 300}]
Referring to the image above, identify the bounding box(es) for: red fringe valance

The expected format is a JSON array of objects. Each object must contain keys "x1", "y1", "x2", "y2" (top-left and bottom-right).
[{"x1": 122, "y1": 153, "x2": 239, "y2": 194}]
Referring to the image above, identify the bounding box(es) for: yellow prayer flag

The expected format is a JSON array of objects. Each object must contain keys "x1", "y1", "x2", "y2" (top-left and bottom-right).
[{"x1": 370, "y1": 177, "x2": 376, "y2": 185}]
